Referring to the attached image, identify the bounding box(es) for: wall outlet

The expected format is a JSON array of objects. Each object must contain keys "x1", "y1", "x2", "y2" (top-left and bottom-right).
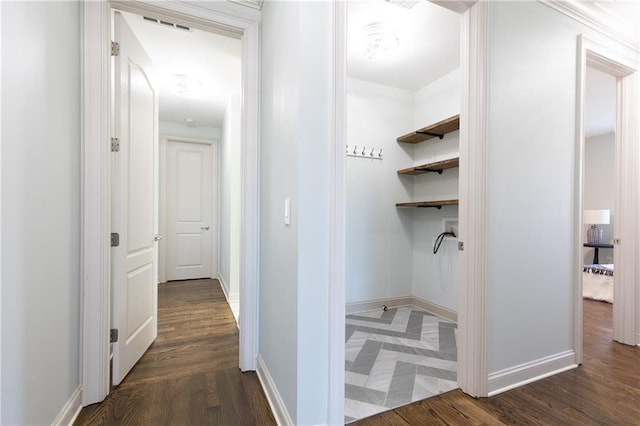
[{"x1": 443, "y1": 218, "x2": 458, "y2": 237}]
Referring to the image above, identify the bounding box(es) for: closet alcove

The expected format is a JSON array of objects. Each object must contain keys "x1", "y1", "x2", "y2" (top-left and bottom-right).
[{"x1": 344, "y1": 1, "x2": 462, "y2": 422}]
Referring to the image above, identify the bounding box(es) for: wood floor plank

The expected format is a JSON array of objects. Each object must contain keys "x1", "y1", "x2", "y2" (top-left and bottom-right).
[
  {"x1": 74, "y1": 279, "x2": 275, "y2": 426},
  {"x1": 77, "y1": 285, "x2": 638, "y2": 425},
  {"x1": 354, "y1": 299, "x2": 640, "y2": 425}
]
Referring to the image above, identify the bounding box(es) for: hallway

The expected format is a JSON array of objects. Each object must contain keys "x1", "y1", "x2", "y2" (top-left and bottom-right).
[{"x1": 75, "y1": 280, "x2": 275, "y2": 425}]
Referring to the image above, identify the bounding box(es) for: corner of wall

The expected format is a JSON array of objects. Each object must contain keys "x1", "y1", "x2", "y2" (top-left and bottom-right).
[
  {"x1": 487, "y1": 351, "x2": 577, "y2": 396},
  {"x1": 256, "y1": 354, "x2": 294, "y2": 426},
  {"x1": 51, "y1": 386, "x2": 82, "y2": 426}
]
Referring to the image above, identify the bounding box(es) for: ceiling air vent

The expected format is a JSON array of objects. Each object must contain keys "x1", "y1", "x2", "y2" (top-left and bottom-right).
[
  {"x1": 383, "y1": 0, "x2": 419, "y2": 9},
  {"x1": 142, "y1": 16, "x2": 191, "y2": 32}
]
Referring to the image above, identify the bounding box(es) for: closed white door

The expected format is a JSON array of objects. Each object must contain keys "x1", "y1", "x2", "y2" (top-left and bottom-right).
[
  {"x1": 166, "y1": 141, "x2": 215, "y2": 281},
  {"x1": 111, "y1": 12, "x2": 159, "y2": 386}
]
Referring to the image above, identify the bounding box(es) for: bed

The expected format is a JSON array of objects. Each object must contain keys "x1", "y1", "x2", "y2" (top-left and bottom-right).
[{"x1": 583, "y1": 264, "x2": 613, "y2": 303}]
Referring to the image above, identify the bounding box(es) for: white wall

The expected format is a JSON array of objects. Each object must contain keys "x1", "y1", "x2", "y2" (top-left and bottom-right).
[
  {"x1": 346, "y1": 78, "x2": 414, "y2": 303},
  {"x1": 583, "y1": 132, "x2": 615, "y2": 263},
  {"x1": 260, "y1": 2, "x2": 333, "y2": 423},
  {"x1": 413, "y1": 68, "x2": 460, "y2": 129},
  {"x1": 411, "y1": 70, "x2": 460, "y2": 311},
  {"x1": 159, "y1": 122, "x2": 221, "y2": 140},
  {"x1": 485, "y1": 1, "x2": 584, "y2": 373},
  {"x1": 219, "y1": 95, "x2": 241, "y2": 303},
  {"x1": 1, "y1": 2, "x2": 81, "y2": 423},
  {"x1": 346, "y1": 69, "x2": 461, "y2": 311},
  {"x1": 260, "y1": 2, "x2": 300, "y2": 419}
]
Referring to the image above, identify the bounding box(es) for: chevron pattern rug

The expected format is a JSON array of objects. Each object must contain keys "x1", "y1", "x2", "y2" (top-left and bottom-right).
[{"x1": 345, "y1": 307, "x2": 458, "y2": 423}]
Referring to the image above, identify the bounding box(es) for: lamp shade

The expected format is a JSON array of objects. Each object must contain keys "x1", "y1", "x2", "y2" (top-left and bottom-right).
[{"x1": 584, "y1": 209, "x2": 610, "y2": 225}]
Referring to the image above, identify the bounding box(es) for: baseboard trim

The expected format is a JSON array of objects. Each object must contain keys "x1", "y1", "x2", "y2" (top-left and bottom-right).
[
  {"x1": 217, "y1": 274, "x2": 240, "y2": 325},
  {"x1": 488, "y1": 350, "x2": 577, "y2": 396},
  {"x1": 217, "y1": 274, "x2": 231, "y2": 303},
  {"x1": 346, "y1": 296, "x2": 457, "y2": 323},
  {"x1": 256, "y1": 354, "x2": 294, "y2": 426},
  {"x1": 52, "y1": 385, "x2": 82, "y2": 426},
  {"x1": 411, "y1": 296, "x2": 457, "y2": 323},
  {"x1": 346, "y1": 296, "x2": 412, "y2": 315}
]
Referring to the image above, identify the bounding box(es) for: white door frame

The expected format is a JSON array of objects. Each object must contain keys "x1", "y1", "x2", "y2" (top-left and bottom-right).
[
  {"x1": 455, "y1": 0, "x2": 489, "y2": 398},
  {"x1": 430, "y1": 0, "x2": 490, "y2": 399},
  {"x1": 574, "y1": 34, "x2": 639, "y2": 362},
  {"x1": 82, "y1": 0, "x2": 260, "y2": 405},
  {"x1": 0, "y1": 1, "x2": 3, "y2": 419},
  {"x1": 159, "y1": 135, "x2": 219, "y2": 284}
]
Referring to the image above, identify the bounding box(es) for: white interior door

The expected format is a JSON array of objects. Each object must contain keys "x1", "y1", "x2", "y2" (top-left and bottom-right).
[
  {"x1": 112, "y1": 11, "x2": 159, "y2": 386},
  {"x1": 166, "y1": 141, "x2": 215, "y2": 281}
]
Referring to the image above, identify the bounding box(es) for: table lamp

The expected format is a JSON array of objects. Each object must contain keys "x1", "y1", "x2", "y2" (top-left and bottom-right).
[{"x1": 584, "y1": 209, "x2": 610, "y2": 245}]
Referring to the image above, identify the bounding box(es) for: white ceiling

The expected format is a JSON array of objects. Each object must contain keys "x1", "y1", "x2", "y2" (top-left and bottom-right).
[
  {"x1": 122, "y1": 12, "x2": 242, "y2": 129},
  {"x1": 347, "y1": 0, "x2": 616, "y2": 137},
  {"x1": 121, "y1": 2, "x2": 616, "y2": 136},
  {"x1": 347, "y1": 0, "x2": 460, "y2": 91}
]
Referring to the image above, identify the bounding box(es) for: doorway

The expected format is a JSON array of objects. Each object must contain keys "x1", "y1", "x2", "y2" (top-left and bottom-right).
[
  {"x1": 111, "y1": 6, "x2": 240, "y2": 386},
  {"x1": 343, "y1": 0, "x2": 466, "y2": 421},
  {"x1": 574, "y1": 35, "x2": 640, "y2": 364},
  {"x1": 115, "y1": 10, "x2": 241, "y2": 290},
  {"x1": 580, "y1": 65, "x2": 616, "y2": 361},
  {"x1": 163, "y1": 137, "x2": 218, "y2": 283},
  {"x1": 82, "y1": 1, "x2": 260, "y2": 405}
]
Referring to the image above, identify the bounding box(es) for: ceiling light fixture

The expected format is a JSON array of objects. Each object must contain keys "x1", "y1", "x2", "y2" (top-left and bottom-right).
[
  {"x1": 362, "y1": 22, "x2": 399, "y2": 59},
  {"x1": 173, "y1": 74, "x2": 203, "y2": 98}
]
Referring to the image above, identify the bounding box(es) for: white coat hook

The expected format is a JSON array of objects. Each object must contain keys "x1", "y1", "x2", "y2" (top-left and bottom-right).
[{"x1": 346, "y1": 145, "x2": 382, "y2": 160}]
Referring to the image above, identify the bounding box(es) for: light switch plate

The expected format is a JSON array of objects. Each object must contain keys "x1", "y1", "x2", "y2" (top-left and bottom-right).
[{"x1": 284, "y1": 198, "x2": 291, "y2": 226}]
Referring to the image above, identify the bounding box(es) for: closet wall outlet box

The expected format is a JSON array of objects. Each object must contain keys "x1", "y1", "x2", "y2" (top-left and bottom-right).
[
  {"x1": 284, "y1": 198, "x2": 291, "y2": 226},
  {"x1": 443, "y1": 218, "x2": 458, "y2": 236}
]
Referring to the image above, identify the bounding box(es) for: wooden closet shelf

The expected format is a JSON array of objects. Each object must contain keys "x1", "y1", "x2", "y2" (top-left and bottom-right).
[
  {"x1": 396, "y1": 199, "x2": 459, "y2": 209},
  {"x1": 397, "y1": 115, "x2": 460, "y2": 144},
  {"x1": 397, "y1": 157, "x2": 459, "y2": 176}
]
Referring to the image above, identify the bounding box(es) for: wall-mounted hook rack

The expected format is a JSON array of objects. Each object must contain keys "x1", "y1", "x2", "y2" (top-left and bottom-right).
[{"x1": 346, "y1": 145, "x2": 383, "y2": 160}]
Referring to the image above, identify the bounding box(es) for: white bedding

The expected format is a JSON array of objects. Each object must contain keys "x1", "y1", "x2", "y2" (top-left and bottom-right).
[{"x1": 583, "y1": 264, "x2": 613, "y2": 303}]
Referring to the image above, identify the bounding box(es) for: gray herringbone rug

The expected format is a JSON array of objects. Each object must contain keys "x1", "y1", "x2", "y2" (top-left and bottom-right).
[{"x1": 345, "y1": 307, "x2": 458, "y2": 423}]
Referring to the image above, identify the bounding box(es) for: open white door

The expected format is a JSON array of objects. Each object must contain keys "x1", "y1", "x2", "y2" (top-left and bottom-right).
[
  {"x1": 166, "y1": 140, "x2": 215, "y2": 281},
  {"x1": 112, "y1": 11, "x2": 159, "y2": 386}
]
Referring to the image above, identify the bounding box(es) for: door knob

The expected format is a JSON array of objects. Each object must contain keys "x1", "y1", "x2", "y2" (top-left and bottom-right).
[
  {"x1": 201, "y1": 226, "x2": 210, "y2": 231},
  {"x1": 154, "y1": 234, "x2": 163, "y2": 241}
]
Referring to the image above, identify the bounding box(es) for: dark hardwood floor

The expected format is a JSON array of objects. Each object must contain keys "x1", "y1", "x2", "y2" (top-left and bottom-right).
[
  {"x1": 355, "y1": 299, "x2": 640, "y2": 425},
  {"x1": 74, "y1": 279, "x2": 275, "y2": 426},
  {"x1": 76, "y1": 283, "x2": 638, "y2": 426}
]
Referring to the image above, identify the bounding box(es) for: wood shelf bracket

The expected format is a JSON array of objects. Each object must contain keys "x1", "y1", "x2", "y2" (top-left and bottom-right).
[{"x1": 415, "y1": 130, "x2": 444, "y2": 140}]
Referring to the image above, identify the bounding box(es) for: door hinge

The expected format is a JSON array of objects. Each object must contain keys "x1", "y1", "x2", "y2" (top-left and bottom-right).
[
  {"x1": 111, "y1": 232, "x2": 120, "y2": 247},
  {"x1": 111, "y1": 137, "x2": 120, "y2": 152},
  {"x1": 111, "y1": 41, "x2": 120, "y2": 56},
  {"x1": 458, "y1": 241, "x2": 464, "y2": 251},
  {"x1": 110, "y1": 329, "x2": 119, "y2": 343}
]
